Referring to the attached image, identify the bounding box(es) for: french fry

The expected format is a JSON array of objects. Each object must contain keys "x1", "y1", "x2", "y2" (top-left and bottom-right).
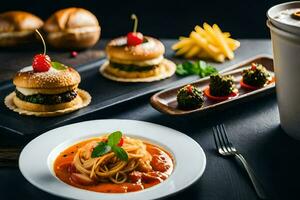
[
  {"x1": 223, "y1": 32, "x2": 231, "y2": 38},
  {"x1": 185, "y1": 45, "x2": 202, "y2": 58},
  {"x1": 190, "y1": 31, "x2": 224, "y2": 62},
  {"x1": 190, "y1": 32, "x2": 216, "y2": 54},
  {"x1": 191, "y1": 31, "x2": 220, "y2": 54},
  {"x1": 194, "y1": 25, "x2": 214, "y2": 44},
  {"x1": 215, "y1": 54, "x2": 225, "y2": 63},
  {"x1": 225, "y1": 38, "x2": 240, "y2": 50},
  {"x1": 172, "y1": 22, "x2": 240, "y2": 62},
  {"x1": 195, "y1": 25, "x2": 229, "y2": 46},
  {"x1": 172, "y1": 38, "x2": 193, "y2": 50},
  {"x1": 197, "y1": 48, "x2": 224, "y2": 62},
  {"x1": 211, "y1": 24, "x2": 234, "y2": 59},
  {"x1": 203, "y1": 23, "x2": 234, "y2": 60},
  {"x1": 195, "y1": 26, "x2": 229, "y2": 43},
  {"x1": 175, "y1": 44, "x2": 193, "y2": 56}
]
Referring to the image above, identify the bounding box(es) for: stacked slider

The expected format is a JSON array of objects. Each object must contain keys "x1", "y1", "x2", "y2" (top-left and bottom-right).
[
  {"x1": 13, "y1": 67, "x2": 81, "y2": 110},
  {"x1": 5, "y1": 66, "x2": 91, "y2": 117},
  {"x1": 100, "y1": 14, "x2": 175, "y2": 82},
  {"x1": 4, "y1": 30, "x2": 91, "y2": 117},
  {"x1": 101, "y1": 36, "x2": 176, "y2": 82}
]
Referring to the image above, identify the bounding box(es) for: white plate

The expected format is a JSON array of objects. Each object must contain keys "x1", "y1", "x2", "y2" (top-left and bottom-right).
[{"x1": 19, "y1": 119, "x2": 206, "y2": 200}]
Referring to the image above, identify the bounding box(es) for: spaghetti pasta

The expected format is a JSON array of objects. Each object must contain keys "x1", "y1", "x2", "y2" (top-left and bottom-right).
[
  {"x1": 54, "y1": 133, "x2": 173, "y2": 193},
  {"x1": 73, "y1": 136, "x2": 152, "y2": 184}
]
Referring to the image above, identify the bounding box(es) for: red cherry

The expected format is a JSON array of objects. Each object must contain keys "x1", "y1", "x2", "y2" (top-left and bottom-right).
[
  {"x1": 127, "y1": 32, "x2": 144, "y2": 46},
  {"x1": 32, "y1": 54, "x2": 51, "y2": 72},
  {"x1": 70, "y1": 51, "x2": 78, "y2": 58},
  {"x1": 117, "y1": 138, "x2": 124, "y2": 147}
]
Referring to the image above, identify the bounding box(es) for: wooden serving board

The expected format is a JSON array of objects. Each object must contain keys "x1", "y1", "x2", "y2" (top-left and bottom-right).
[{"x1": 150, "y1": 57, "x2": 275, "y2": 116}]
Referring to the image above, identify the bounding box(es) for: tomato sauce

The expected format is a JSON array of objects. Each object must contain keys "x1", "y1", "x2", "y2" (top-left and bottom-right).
[
  {"x1": 204, "y1": 87, "x2": 239, "y2": 101},
  {"x1": 54, "y1": 139, "x2": 174, "y2": 193}
]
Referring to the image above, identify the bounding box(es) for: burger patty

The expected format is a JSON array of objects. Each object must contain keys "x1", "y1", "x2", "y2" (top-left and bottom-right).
[
  {"x1": 110, "y1": 61, "x2": 157, "y2": 72},
  {"x1": 15, "y1": 89, "x2": 77, "y2": 105}
]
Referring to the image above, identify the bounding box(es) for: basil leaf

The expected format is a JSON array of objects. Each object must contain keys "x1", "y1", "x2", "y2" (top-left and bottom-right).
[
  {"x1": 176, "y1": 64, "x2": 189, "y2": 75},
  {"x1": 202, "y1": 64, "x2": 217, "y2": 77},
  {"x1": 198, "y1": 60, "x2": 207, "y2": 70},
  {"x1": 51, "y1": 61, "x2": 68, "y2": 70},
  {"x1": 111, "y1": 146, "x2": 128, "y2": 161},
  {"x1": 183, "y1": 61, "x2": 198, "y2": 74},
  {"x1": 176, "y1": 60, "x2": 217, "y2": 78},
  {"x1": 91, "y1": 142, "x2": 111, "y2": 158},
  {"x1": 107, "y1": 131, "x2": 122, "y2": 147}
]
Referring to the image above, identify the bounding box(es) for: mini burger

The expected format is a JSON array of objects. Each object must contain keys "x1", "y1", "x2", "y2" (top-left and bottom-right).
[
  {"x1": 43, "y1": 7, "x2": 101, "y2": 49},
  {"x1": 4, "y1": 30, "x2": 91, "y2": 117},
  {"x1": 99, "y1": 14, "x2": 176, "y2": 82},
  {"x1": 0, "y1": 11, "x2": 43, "y2": 47}
]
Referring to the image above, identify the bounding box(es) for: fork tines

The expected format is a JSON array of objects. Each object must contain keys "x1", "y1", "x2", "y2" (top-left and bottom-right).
[{"x1": 213, "y1": 124, "x2": 233, "y2": 155}]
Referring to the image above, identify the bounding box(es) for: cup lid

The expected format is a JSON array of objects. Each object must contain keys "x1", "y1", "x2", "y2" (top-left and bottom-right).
[{"x1": 267, "y1": 1, "x2": 300, "y2": 35}]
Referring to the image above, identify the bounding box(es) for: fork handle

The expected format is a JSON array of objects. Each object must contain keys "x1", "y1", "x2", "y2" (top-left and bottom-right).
[{"x1": 235, "y1": 154, "x2": 267, "y2": 199}]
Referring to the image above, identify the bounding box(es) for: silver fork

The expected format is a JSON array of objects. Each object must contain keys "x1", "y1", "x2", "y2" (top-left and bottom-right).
[{"x1": 213, "y1": 124, "x2": 267, "y2": 199}]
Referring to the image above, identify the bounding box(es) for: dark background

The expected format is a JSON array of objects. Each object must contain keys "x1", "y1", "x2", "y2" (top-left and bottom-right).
[{"x1": 0, "y1": 0, "x2": 288, "y2": 39}]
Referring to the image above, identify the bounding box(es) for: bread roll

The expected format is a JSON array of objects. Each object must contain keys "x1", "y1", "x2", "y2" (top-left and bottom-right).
[
  {"x1": 43, "y1": 7, "x2": 100, "y2": 49},
  {"x1": 0, "y1": 11, "x2": 43, "y2": 47}
]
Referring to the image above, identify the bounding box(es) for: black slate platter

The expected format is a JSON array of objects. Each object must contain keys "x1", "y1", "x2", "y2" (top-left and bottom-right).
[
  {"x1": 0, "y1": 59, "x2": 199, "y2": 136},
  {"x1": 0, "y1": 43, "x2": 272, "y2": 136}
]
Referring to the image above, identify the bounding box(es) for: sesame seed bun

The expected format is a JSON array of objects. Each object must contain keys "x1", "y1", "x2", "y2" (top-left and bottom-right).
[
  {"x1": 43, "y1": 7, "x2": 100, "y2": 49},
  {"x1": 0, "y1": 11, "x2": 43, "y2": 47},
  {"x1": 13, "y1": 67, "x2": 81, "y2": 89},
  {"x1": 106, "y1": 36, "x2": 165, "y2": 63}
]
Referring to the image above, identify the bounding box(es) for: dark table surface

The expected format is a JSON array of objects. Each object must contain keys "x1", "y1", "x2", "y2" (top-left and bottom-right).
[{"x1": 1, "y1": 39, "x2": 300, "y2": 200}]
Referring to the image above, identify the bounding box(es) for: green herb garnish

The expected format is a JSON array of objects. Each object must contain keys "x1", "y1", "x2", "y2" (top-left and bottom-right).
[
  {"x1": 107, "y1": 131, "x2": 122, "y2": 147},
  {"x1": 176, "y1": 60, "x2": 217, "y2": 78},
  {"x1": 91, "y1": 131, "x2": 128, "y2": 161},
  {"x1": 51, "y1": 61, "x2": 68, "y2": 70},
  {"x1": 111, "y1": 146, "x2": 128, "y2": 161},
  {"x1": 91, "y1": 142, "x2": 111, "y2": 158}
]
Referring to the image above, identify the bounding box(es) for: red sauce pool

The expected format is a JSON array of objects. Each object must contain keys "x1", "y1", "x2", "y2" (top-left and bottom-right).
[{"x1": 54, "y1": 139, "x2": 174, "y2": 193}]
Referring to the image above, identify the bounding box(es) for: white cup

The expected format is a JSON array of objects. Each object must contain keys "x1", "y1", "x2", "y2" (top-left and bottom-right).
[{"x1": 267, "y1": 2, "x2": 300, "y2": 139}]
